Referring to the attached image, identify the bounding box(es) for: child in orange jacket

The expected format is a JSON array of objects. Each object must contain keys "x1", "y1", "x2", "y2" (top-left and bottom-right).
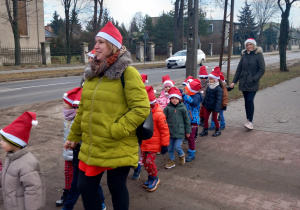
[{"x1": 141, "y1": 86, "x2": 170, "y2": 192}]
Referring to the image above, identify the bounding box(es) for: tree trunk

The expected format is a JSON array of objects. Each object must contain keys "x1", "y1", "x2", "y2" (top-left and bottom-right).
[
  {"x1": 93, "y1": 0, "x2": 97, "y2": 34},
  {"x1": 173, "y1": 0, "x2": 184, "y2": 52},
  {"x1": 65, "y1": 7, "x2": 71, "y2": 63},
  {"x1": 12, "y1": 0, "x2": 21, "y2": 66}
]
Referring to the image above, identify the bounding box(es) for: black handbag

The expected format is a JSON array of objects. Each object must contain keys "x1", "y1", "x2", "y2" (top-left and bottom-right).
[{"x1": 121, "y1": 71, "x2": 154, "y2": 143}]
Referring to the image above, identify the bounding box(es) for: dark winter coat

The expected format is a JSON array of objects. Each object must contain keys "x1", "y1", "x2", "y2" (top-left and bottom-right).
[
  {"x1": 163, "y1": 102, "x2": 191, "y2": 139},
  {"x1": 202, "y1": 85, "x2": 223, "y2": 113},
  {"x1": 232, "y1": 47, "x2": 265, "y2": 92}
]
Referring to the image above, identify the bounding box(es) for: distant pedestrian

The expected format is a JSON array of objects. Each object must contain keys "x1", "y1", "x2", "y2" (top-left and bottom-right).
[
  {"x1": 230, "y1": 38, "x2": 265, "y2": 130},
  {"x1": 163, "y1": 87, "x2": 191, "y2": 169},
  {"x1": 141, "y1": 86, "x2": 170, "y2": 192},
  {"x1": 157, "y1": 75, "x2": 175, "y2": 110},
  {"x1": 182, "y1": 79, "x2": 202, "y2": 162},
  {"x1": 200, "y1": 66, "x2": 223, "y2": 137},
  {"x1": 0, "y1": 112, "x2": 46, "y2": 210}
]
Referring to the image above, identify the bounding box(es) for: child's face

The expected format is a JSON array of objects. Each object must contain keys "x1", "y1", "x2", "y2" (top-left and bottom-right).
[
  {"x1": 164, "y1": 86, "x2": 171, "y2": 93},
  {"x1": 63, "y1": 101, "x2": 73, "y2": 110},
  {"x1": 209, "y1": 77, "x2": 216, "y2": 83},
  {"x1": 0, "y1": 140, "x2": 17, "y2": 152},
  {"x1": 170, "y1": 97, "x2": 180, "y2": 105},
  {"x1": 200, "y1": 77, "x2": 207, "y2": 82}
]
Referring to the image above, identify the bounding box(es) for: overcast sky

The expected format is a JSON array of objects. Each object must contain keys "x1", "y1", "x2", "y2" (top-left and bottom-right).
[{"x1": 44, "y1": 0, "x2": 300, "y2": 29}]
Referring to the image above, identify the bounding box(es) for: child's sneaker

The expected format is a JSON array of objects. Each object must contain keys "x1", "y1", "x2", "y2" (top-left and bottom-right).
[
  {"x1": 101, "y1": 202, "x2": 106, "y2": 210},
  {"x1": 132, "y1": 169, "x2": 141, "y2": 180},
  {"x1": 147, "y1": 176, "x2": 160, "y2": 192},
  {"x1": 165, "y1": 159, "x2": 175, "y2": 169},
  {"x1": 179, "y1": 154, "x2": 185, "y2": 165},
  {"x1": 142, "y1": 179, "x2": 150, "y2": 188}
]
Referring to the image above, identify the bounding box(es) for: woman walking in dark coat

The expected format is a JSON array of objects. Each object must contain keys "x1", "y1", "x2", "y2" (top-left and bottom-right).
[{"x1": 230, "y1": 38, "x2": 265, "y2": 130}]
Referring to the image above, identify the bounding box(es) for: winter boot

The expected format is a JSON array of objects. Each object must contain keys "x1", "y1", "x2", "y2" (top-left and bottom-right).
[
  {"x1": 212, "y1": 128, "x2": 221, "y2": 137},
  {"x1": 179, "y1": 153, "x2": 185, "y2": 165},
  {"x1": 199, "y1": 117, "x2": 204, "y2": 127},
  {"x1": 185, "y1": 149, "x2": 195, "y2": 162},
  {"x1": 220, "y1": 122, "x2": 225, "y2": 130},
  {"x1": 132, "y1": 168, "x2": 141, "y2": 180},
  {"x1": 142, "y1": 176, "x2": 151, "y2": 188},
  {"x1": 199, "y1": 128, "x2": 208, "y2": 137},
  {"x1": 208, "y1": 121, "x2": 215, "y2": 130},
  {"x1": 56, "y1": 189, "x2": 69, "y2": 207},
  {"x1": 147, "y1": 176, "x2": 160, "y2": 192}
]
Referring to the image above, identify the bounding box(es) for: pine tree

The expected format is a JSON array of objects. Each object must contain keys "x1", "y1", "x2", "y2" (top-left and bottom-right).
[
  {"x1": 235, "y1": 1, "x2": 258, "y2": 47},
  {"x1": 263, "y1": 27, "x2": 277, "y2": 49}
]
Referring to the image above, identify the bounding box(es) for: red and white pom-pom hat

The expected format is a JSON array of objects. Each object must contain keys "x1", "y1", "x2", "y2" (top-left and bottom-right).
[
  {"x1": 96, "y1": 21, "x2": 123, "y2": 49},
  {"x1": 146, "y1": 86, "x2": 156, "y2": 104},
  {"x1": 87, "y1": 49, "x2": 96, "y2": 58},
  {"x1": 141, "y1": 74, "x2": 148, "y2": 84},
  {"x1": 199, "y1": 66, "x2": 209, "y2": 78},
  {"x1": 0, "y1": 111, "x2": 38, "y2": 147},
  {"x1": 182, "y1": 76, "x2": 194, "y2": 86},
  {"x1": 162, "y1": 75, "x2": 175, "y2": 88},
  {"x1": 168, "y1": 87, "x2": 182, "y2": 100},
  {"x1": 63, "y1": 87, "x2": 82, "y2": 107},
  {"x1": 185, "y1": 79, "x2": 202, "y2": 95},
  {"x1": 72, "y1": 88, "x2": 82, "y2": 108},
  {"x1": 209, "y1": 66, "x2": 221, "y2": 80},
  {"x1": 244, "y1": 38, "x2": 256, "y2": 47}
]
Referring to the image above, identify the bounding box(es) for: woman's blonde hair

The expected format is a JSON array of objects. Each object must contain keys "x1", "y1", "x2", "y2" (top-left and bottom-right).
[{"x1": 105, "y1": 40, "x2": 120, "y2": 56}]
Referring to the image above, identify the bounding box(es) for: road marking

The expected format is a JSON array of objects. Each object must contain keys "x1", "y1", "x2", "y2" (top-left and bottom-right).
[{"x1": 0, "y1": 82, "x2": 75, "y2": 93}]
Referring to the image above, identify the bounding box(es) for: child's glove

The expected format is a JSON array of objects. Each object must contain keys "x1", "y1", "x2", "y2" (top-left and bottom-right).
[
  {"x1": 223, "y1": 106, "x2": 227, "y2": 111},
  {"x1": 161, "y1": 146, "x2": 168, "y2": 155}
]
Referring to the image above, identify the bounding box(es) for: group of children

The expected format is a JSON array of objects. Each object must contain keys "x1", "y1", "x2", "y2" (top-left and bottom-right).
[{"x1": 0, "y1": 51, "x2": 228, "y2": 209}]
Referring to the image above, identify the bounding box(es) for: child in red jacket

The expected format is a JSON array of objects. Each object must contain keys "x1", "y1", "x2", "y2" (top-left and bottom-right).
[{"x1": 141, "y1": 86, "x2": 170, "y2": 192}]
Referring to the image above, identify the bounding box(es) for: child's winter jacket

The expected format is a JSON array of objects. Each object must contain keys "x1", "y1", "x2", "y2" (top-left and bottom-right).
[
  {"x1": 156, "y1": 90, "x2": 170, "y2": 109},
  {"x1": 183, "y1": 92, "x2": 202, "y2": 124}
]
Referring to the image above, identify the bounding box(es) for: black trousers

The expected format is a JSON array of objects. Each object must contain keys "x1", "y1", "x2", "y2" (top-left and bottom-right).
[
  {"x1": 78, "y1": 166, "x2": 130, "y2": 210},
  {"x1": 242, "y1": 91, "x2": 257, "y2": 122}
]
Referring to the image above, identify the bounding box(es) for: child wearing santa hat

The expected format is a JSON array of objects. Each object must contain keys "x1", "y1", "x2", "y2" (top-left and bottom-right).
[
  {"x1": 208, "y1": 72, "x2": 228, "y2": 131},
  {"x1": 56, "y1": 87, "x2": 82, "y2": 207},
  {"x1": 0, "y1": 112, "x2": 46, "y2": 210},
  {"x1": 156, "y1": 75, "x2": 175, "y2": 110},
  {"x1": 182, "y1": 79, "x2": 202, "y2": 162},
  {"x1": 199, "y1": 66, "x2": 209, "y2": 127},
  {"x1": 163, "y1": 87, "x2": 191, "y2": 169},
  {"x1": 140, "y1": 86, "x2": 170, "y2": 192},
  {"x1": 200, "y1": 66, "x2": 223, "y2": 137}
]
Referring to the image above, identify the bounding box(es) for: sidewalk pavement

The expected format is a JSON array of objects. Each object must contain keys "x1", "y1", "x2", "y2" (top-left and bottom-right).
[{"x1": 124, "y1": 77, "x2": 300, "y2": 210}]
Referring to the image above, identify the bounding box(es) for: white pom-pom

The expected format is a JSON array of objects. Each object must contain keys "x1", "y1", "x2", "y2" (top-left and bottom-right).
[
  {"x1": 63, "y1": 93, "x2": 68, "y2": 97},
  {"x1": 145, "y1": 80, "x2": 148, "y2": 83},
  {"x1": 201, "y1": 91, "x2": 204, "y2": 94},
  {"x1": 154, "y1": 89, "x2": 157, "y2": 94},
  {"x1": 206, "y1": 66, "x2": 208, "y2": 68},
  {"x1": 32, "y1": 120, "x2": 38, "y2": 126},
  {"x1": 212, "y1": 68, "x2": 214, "y2": 71}
]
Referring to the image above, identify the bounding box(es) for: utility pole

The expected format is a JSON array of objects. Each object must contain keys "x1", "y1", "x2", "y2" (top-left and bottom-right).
[
  {"x1": 186, "y1": 0, "x2": 198, "y2": 78},
  {"x1": 219, "y1": 0, "x2": 234, "y2": 82}
]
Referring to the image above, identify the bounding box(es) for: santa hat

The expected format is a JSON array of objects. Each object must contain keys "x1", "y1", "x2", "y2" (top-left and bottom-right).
[
  {"x1": 185, "y1": 79, "x2": 202, "y2": 95},
  {"x1": 72, "y1": 88, "x2": 82, "y2": 108},
  {"x1": 96, "y1": 21, "x2": 123, "y2": 49},
  {"x1": 162, "y1": 75, "x2": 175, "y2": 88},
  {"x1": 220, "y1": 72, "x2": 225, "y2": 82},
  {"x1": 209, "y1": 66, "x2": 221, "y2": 80},
  {"x1": 63, "y1": 87, "x2": 82, "y2": 107},
  {"x1": 146, "y1": 86, "x2": 156, "y2": 104},
  {"x1": 182, "y1": 76, "x2": 194, "y2": 86},
  {"x1": 141, "y1": 74, "x2": 148, "y2": 84},
  {"x1": 168, "y1": 87, "x2": 182, "y2": 100},
  {"x1": 244, "y1": 38, "x2": 256, "y2": 47},
  {"x1": 87, "y1": 49, "x2": 96, "y2": 58},
  {"x1": 199, "y1": 66, "x2": 208, "y2": 78},
  {"x1": 0, "y1": 112, "x2": 38, "y2": 148}
]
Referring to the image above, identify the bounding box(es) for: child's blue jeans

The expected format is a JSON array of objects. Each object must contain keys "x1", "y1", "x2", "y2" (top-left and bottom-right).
[{"x1": 168, "y1": 138, "x2": 184, "y2": 160}]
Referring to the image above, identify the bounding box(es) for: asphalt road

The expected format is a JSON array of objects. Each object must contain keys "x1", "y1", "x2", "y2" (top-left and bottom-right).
[{"x1": 0, "y1": 51, "x2": 299, "y2": 109}]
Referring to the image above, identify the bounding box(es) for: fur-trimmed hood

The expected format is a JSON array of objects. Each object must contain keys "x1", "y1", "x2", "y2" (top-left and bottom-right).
[
  {"x1": 241, "y1": 46, "x2": 263, "y2": 55},
  {"x1": 84, "y1": 50, "x2": 133, "y2": 80}
]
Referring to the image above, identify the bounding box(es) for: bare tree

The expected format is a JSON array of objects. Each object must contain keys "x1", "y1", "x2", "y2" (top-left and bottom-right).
[
  {"x1": 173, "y1": 0, "x2": 185, "y2": 52},
  {"x1": 251, "y1": 0, "x2": 280, "y2": 45},
  {"x1": 277, "y1": 0, "x2": 299, "y2": 71},
  {"x1": 93, "y1": 0, "x2": 104, "y2": 34}
]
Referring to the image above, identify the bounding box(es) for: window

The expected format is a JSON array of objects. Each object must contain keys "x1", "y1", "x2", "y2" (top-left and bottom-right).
[
  {"x1": 18, "y1": 0, "x2": 28, "y2": 36},
  {"x1": 208, "y1": 24, "x2": 213, "y2": 33}
]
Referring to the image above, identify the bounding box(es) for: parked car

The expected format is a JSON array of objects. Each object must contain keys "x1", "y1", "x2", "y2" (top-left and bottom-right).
[{"x1": 165, "y1": 49, "x2": 206, "y2": 69}]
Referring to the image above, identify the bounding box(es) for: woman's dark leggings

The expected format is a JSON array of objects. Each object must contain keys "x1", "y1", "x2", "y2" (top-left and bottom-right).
[
  {"x1": 77, "y1": 166, "x2": 131, "y2": 210},
  {"x1": 242, "y1": 91, "x2": 257, "y2": 122}
]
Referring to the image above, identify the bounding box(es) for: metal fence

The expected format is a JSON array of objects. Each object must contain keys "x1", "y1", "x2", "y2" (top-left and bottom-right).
[
  {"x1": 50, "y1": 47, "x2": 82, "y2": 64},
  {"x1": 1, "y1": 46, "x2": 42, "y2": 66}
]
